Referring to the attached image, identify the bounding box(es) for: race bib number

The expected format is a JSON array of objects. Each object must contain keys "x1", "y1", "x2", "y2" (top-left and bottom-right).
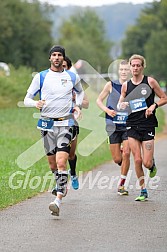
[
  {"x1": 113, "y1": 112, "x2": 128, "y2": 124},
  {"x1": 37, "y1": 118, "x2": 54, "y2": 131},
  {"x1": 129, "y1": 97, "x2": 147, "y2": 113}
]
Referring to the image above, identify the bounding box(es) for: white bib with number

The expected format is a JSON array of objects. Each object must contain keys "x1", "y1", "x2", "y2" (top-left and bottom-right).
[{"x1": 129, "y1": 97, "x2": 147, "y2": 113}]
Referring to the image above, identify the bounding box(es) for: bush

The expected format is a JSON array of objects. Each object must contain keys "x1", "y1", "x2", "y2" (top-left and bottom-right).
[{"x1": 0, "y1": 64, "x2": 33, "y2": 108}]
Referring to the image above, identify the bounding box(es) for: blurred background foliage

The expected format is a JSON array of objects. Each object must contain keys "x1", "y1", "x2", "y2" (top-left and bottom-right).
[
  {"x1": 0, "y1": 0, "x2": 166, "y2": 81},
  {"x1": 0, "y1": 0, "x2": 166, "y2": 143},
  {"x1": 121, "y1": 0, "x2": 167, "y2": 80}
]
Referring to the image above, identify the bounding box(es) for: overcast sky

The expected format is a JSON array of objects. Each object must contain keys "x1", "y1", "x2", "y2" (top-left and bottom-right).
[
  {"x1": 39, "y1": 0, "x2": 158, "y2": 6},
  {"x1": 39, "y1": 0, "x2": 159, "y2": 7}
]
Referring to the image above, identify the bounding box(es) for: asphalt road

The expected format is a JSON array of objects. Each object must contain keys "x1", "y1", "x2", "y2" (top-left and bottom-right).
[{"x1": 1, "y1": 105, "x2": 167, "y2": 252}]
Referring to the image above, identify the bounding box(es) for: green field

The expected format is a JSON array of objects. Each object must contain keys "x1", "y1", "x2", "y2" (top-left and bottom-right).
[{"x1": 0, "y1": 106, "x2": 112, "y2": 209}]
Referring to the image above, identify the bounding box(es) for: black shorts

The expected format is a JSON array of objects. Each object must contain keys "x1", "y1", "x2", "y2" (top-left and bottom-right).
[
  {"x1": 72, "y1": 125, "x2": 79, "y2": 140},
  {"x1": 109, "y1": 130, "x2": 128, "y2": 144},
  {"x1": 127, "y1": 126, "x2": 155, "y2": 142}
]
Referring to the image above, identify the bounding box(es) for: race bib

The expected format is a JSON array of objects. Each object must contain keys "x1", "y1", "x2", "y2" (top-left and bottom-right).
[
  {"x1": 129, "y1": 97, "x2": 147, "y2": 113},
  {"x1": 113, "y1": 112, "x2": 128, "y2": 124},
  {"x1": 37, "y1": 118, "x2": 54, "y2": 131}
]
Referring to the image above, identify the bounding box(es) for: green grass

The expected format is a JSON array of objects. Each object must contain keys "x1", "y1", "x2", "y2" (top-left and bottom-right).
[
  {"x1": 155, "y1": 108, "x2": 166, "y2": 134},
  {"x1": 0, "y1": 107, "x2": 111, "y2": 209},
  {"x1": 0, "y1": 65, "x2": 32, "y2": 108},
  {"x1": 0, "y1": 107, "x2": 48, "y2": 208}
]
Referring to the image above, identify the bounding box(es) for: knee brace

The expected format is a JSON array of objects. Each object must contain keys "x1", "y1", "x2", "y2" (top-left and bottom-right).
[{"x1": 56, "y1": 171, "x2": 68, "y2": 194}]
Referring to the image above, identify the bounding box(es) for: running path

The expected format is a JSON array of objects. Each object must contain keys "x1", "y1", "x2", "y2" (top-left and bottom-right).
[{"x1": 0, "y1": 105, "x2": 167, "y2": 252}]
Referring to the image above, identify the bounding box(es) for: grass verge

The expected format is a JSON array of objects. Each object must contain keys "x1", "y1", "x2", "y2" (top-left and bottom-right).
[{"x1": 0, "y1": 106, "x2": 111, "y2": 209}]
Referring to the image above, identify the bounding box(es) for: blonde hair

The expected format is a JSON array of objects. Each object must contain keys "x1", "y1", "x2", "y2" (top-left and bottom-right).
[{"x1": 129, "y1": 54, "x2": 146, "y2": 68}]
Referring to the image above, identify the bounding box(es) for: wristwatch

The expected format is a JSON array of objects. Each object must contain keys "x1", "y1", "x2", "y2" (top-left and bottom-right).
[
  {"x1": 76, "y1": 104, "x2": 82, "y2": 110},
  {"x1": 154, "y1": 102, "x2": 159, "y2": 109}
]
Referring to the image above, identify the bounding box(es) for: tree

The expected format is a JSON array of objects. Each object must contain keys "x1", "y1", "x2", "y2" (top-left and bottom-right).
[
  {"x1": 121, "y1": 0, "x2": 167, "y2": 80},
  {"x1": 0, "y1": 0, "x2": 53, "y2": 70},
  {"x1": 122, "y1": 1, "x2": 160, "y2": 58},
  {"x1": 145, "y1": 30, "x2": 167, "y2": 80},
  {"x1": 57, "y1": 8, "x2": 112, "y2": 73}
]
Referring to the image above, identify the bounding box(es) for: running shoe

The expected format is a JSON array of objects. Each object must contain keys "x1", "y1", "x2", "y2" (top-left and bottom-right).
[
  {"x1": 149, "y1": 158, "x2": 157, "y2": 178},
  {"x1": 135, "y1": 189, "x2": 148, "y2": 201},
  {"x1": 118, "y1": 186, "x2": 128, "y2": 195},
  {"x1": 51, "y1": 185, "x2": 67, "y2": 197},
  {"x1": 49, "y1": 201, "x2": 59, "y2": 216},
  {"x1": 71, "y1": 175, "x2": 79, "y2": 190},
  {"x1": 68, "y1": 169, "x2": 79, "y2": 190}
]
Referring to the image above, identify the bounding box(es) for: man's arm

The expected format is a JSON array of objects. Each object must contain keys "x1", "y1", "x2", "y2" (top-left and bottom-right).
[
  {"x1": 117, "y1": 81, "x2": 129, "y2": 110},
  {"x1": 73, "y1": 74, "x2": 84, "y2": 107},
  {"x1": 24, "y1": 73, "x2": 45, "y2": 110},
  {"x1": 24, "y1": 93, "x2": 45, "y2": 110},
  {"x1": 96, "y1": 81, "x2": 117, "y2": 118},
  {"x1": 82, "y1": 93, "x2": 89, "y2": 109},
  {"x1": 145, "y1": 77, "x2": 167, "y2": 117},
  {"x1": 149, "y1": 77, "x2": 167, "y2": 107},
  {"x1": 96, "y1": 81, "x2": 111, "y2": 113},
  {"x1": 24, "y1": 93, "x2": 37, "y2": 107}
]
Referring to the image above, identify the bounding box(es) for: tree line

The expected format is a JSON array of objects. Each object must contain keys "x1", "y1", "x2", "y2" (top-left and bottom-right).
[
  {"x1": 122, "y1": 0, "x2": 167, "y2": 81},
  {"x1": 0, "y1": 0, "x2": 166, "y2": 81},
  {"x1": 0, "y1": 0, "x2": 53, "y2": 71}
]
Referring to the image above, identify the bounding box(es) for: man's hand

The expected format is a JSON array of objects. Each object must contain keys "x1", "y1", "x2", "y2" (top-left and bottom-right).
[
  {"x1": 73, "y1": 105, "x2": 82, "y2": 120},
  {"x1": 117, "y1": 102, "x2": 129, "y2": 110},
  {"x1": 145, "y1": 103, "x2": 156, "y2": 118},
  {"x1": 36, "y1": 100, "x2": 46, "y2": 110},
  {"x1": 105, "y1": 108, "x2": 117, "y2": 117}
]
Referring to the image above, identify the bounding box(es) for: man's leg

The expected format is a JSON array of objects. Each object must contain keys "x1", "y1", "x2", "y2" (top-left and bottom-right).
[
  {"x1": 47, "y1": 154, "x2": 62, "y2": 196},
  {"x1": 41, "y1": 131, "x2": 59, "y2": 195},
  {"x1": 49, "y1": 126, "x2": 73, "y2": 216},
  {"x1": 110, "y1": 142, "x2": 128, "y2": 195},
  {"x1": 68, "y1": 127, "x2": 79, "y2": 190},
  {"x1": 68, "y1": 137, "x2": 77, "y2": 176},
  {"x1": 49, "y1": 151, "x2": 69, "y2": 216},
  {"x1": 47, "y1": 154, "x2": 57, "y2": 176},
  {"x1": 109, "y1": 143, "x2": 122, "y2": 166},
  {"x1": 142, "y1": 139, "x2": 157, "y2": 178},
  {"x1": 128, "y1": 137, "x2": 148, "y2": 201},
  {"x1": 118, "y1": 139, "x2": 130, "y2": 195}
]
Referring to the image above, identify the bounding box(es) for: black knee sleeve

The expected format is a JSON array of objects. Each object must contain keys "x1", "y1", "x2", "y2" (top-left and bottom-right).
[{"x1": 56, "y1": 172, "x2": 68, "y2": 194}]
